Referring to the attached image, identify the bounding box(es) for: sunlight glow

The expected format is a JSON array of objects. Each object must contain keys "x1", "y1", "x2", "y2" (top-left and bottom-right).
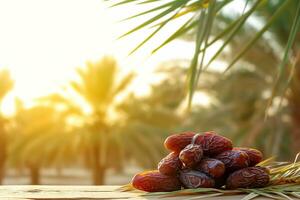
[{"x1": 0, "y1": 0, "x2": 217, "y2": 115}]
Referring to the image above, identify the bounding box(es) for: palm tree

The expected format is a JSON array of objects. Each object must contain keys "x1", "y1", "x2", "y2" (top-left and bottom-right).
[
  {"x1": 8, "y1": 97, "x2": 78, "y2": 184},
  {"x1": 116, "y1": 65, "x2": 186, "y2": 168},
  {"x1": 70, "y1": 56, "x2": 134, "y2": 185},
  {"x1": 8, "y1": 57, "x2": 186, "y2": 185},
  {"x1": 0, "y1": 70, "x2": 13, "y2": 184}
]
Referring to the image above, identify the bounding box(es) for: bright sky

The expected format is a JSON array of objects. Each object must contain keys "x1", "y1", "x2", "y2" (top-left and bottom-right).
[{"x1": 0, "y1": 0, "x2": 229, "y2": 115}]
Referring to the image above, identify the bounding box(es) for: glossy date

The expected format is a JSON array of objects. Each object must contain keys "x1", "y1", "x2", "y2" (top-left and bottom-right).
[
  {"x1": 179, "y1": 170, "x2": 215, "y2": 189},
  {"x1": 233, "y1": 147, "x2": 263, "y2": 166},
  {"x1": 164, "y1": 132, "x2": 196, "y2": 152},
  {"x1": 196, "y1": 158, "x2": 225, "y2": 178},
  {"x1": 179, "y1": 144, "x2": 203, "y2": 168},
  {"x1": 132, "y1": 170, "x2": 182, "y2": 192},
  {"x1": 194, "y1": 132, "x2": 233, "y2": 156},
  {"x1": 215, "y1": 150, "x2": 249, "y2": 172},
  {"x1": 226, "y1": 166, "x2": 270, "y2": 189},
  {"x1": 158, "y1": 152, "x2": 182, "y2": 176}
]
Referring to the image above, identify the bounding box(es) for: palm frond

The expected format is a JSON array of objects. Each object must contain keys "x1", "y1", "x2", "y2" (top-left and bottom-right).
[
  {"x1": 265, "y1": 0, "x2": 300, "y2": 118},
  {"x1": 109, "y1": 0, "x2": 300, "y2": 108}
]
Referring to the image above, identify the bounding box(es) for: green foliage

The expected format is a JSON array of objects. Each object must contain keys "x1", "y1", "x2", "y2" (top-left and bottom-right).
[
  {"x1": 8, "y1": 103, "x2": 77, "y2": 168},
  {"x1": 7, "y1": 57, "x2": 187, "y2": 183},
  {"x1": 108, "y1": 0, "x2": 300, "y2": 106},
  {"x1": 116, "y1": 65, "x2": 186, "y2": 168}
]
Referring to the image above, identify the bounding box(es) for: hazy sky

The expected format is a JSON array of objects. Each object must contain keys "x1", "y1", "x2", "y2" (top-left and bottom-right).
[{"x1": 0, "y1": 0, "x2": 231, "y2": 115}]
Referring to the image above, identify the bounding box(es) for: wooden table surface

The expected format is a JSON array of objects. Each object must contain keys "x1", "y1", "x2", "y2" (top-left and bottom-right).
[{"x1": 0, "y1": 185, "x2": 278, "y2": 200}]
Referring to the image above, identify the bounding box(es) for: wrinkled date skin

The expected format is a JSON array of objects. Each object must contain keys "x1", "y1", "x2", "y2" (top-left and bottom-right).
[
  {"x1": 158, "y1": 152, "x2": 182, "y2": 176},
  {"x1": 196, "y1": 158, "x2": 225, "y2": 178},
  {"x1": 233, "y1": 147, "x2": 263, "y2": 166},
  {"x1": 132, "y1": 170, "x2": 182, "y2": 192},
  {"x1": 226, "y1": 166, "x2": 270, "y2": 189},
  {"x1": 179, "y1": 170, "x2": 215, "y2": 189},
  {"x1": 179, "y1": 144, "x2": 203, "y2": 168},
  {"x1": 194, "y1": 132, "x2": 233, "y2": 156},
  {"x1": 215, "y1": 150, "x2": 249, "y2": 172},
  {"x1": 164, "y1": 132, "x2": 196, "y2": 152}
]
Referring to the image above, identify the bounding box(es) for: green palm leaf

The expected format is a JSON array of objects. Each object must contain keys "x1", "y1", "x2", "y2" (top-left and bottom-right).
[{"x1": 109, "y1": 0, "x2": 300, "y2": 108}]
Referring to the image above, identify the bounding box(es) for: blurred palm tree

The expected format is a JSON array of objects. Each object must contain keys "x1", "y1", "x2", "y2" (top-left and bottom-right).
[
  {"x1": 8, "y1": 99, "x2": 77, "y2": 184},
  {"x1": 0, "y1": 70, "x2": 13, "y2": 184},
  {"x1": 8, "y1": 57, "x2": 185, "y2": 185},
  {"x1": 116, "y1": 65, "x2": 186, "y2": 168},
  {"x1": 70, "y1": 56, "x2": 134, "y2": 185}
]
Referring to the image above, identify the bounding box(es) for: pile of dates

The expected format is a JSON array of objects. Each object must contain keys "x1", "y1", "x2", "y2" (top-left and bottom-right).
[{"x1": 132, "y1": 131, "x2": 270, "y2": 192}]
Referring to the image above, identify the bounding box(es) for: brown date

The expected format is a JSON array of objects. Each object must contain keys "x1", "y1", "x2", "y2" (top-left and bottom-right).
[
  {"x1": 158, "y1": 152, "x2": 182, "y2": 176},
  {"x1": 164, "y1": 131, "x2": 196, "y2": 152},
  {"x1": 226, "y1": 166, "x2": 270, "y2": 189},
  {"x1": 233, "y1": 147, "x2": 263, "y2": 166},
  {"x1": 179, "y1": 170, "x2": 215, "y2": 189},
  {"x1": 215, "y1": 150, "x2": 249, "y2": 172},
  {"x1": 179, "y1": 144, "x2": 203, "y2": 168},
  {"x1": 194, "y1": 132, "x2": 233, "y2": 156},
  {"x1": 196, "y1": 158, "x2": 225, "y2": 178},
  {"x1": 132, "y1": 170, "x2": 181, "y2": 192}
]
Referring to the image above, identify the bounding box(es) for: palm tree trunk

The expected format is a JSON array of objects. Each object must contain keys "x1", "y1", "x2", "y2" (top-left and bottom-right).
[
  {"x1": 0, "y1": 165, "x2": 4, "y2": 185},
  {"x1": 92, "y1": 164, "x2": 106, "y2": 185},
  {"x1": 29, "y1": 165, "x2": 40, "y2": 185},
  {"x1": 91, "y1": 145, "x2": 106, "y2": 185}
]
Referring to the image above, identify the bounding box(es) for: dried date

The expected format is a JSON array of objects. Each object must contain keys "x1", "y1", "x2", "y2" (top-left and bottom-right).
[
  {"x1": 179, "y1": 170, "x2": 215, "y2": 189},
  {"x1": 179, "y1": 144, "x2": 203, "y2": 168},
  {"x1": 194, "y1": 132, "x2": 233, "y2": 156},
  {"x1": 226, "y1": 166, "x2": 270, "y2": 189},
  {"x1": 196, "y1": 158, "x2": 225, "y2": 178},
  {"x1": 233, "y1": 147, "x2": 263, "y2": 166},
  {"x1": 215, "y1": 150, "x2": 249, "y2": 172},
  {"x1": 132, "y1": 170, "x2": 181, "y2": 192},
  {"x1": 158, "y1": 152, "x2": 182, "y2": 176},
  {"x1": 164, "y1": 131, "x2": 196, "y2": 152}
]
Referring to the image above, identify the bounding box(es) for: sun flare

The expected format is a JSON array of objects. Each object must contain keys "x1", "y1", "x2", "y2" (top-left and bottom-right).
[{"x1": 0, "y1": 0, "x2": 215, "y2": 116}]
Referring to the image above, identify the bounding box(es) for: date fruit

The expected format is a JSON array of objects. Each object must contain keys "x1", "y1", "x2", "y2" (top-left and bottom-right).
[
  {"x1": 215, "y1": 150, "x2": 249, "y2": 172},
  {"x1": 194, "y1": 132, "x2": 233, "y2": 156},
  {"x1": 179, "y1": 170, "x2": 215, "y2": 189},
  {"x1": 226, "y1": 166, "x2": 270, "y2": 189},
  {"x1": 164, "y1": 131, "x2": 196, "y2": 152},
  {"x1": 132, "y1": 170, "x2": 181, "y2": 192},
  {"x1": 179, "y1": 144, "x2": 203, "y2": 168},
  {"x1": 158, "y1": 152, "x2": 182, "y2": 176},
  {"x1": 196, "y1": 158, "x2": 225, "y2": 178},
  {"x1": 132, "y1": 131, "x2": 269, "y2": 192},
  {"x1": 233, "y1": 147, "x2": 263, "y2": 166}
]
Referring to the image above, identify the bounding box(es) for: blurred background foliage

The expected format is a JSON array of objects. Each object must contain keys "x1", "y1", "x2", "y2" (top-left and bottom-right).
[{"x1": 0, "y1": 0, "x2": 299, "y2": 185}]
